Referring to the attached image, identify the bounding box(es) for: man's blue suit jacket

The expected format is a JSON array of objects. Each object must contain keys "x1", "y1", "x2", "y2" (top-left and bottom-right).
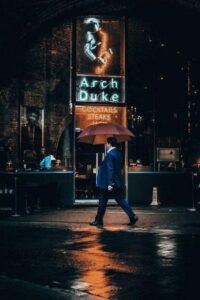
[{"x1": 97, "y1": 148, "x2": 124, "y2": 189}]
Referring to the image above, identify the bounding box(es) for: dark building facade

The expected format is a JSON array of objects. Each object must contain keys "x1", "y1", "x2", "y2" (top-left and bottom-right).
[{"x1": 0, "y1": 0, "x2": 200, "y2": 207}]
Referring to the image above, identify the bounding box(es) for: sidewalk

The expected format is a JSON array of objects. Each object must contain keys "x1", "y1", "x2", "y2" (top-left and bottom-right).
[
  {"x1": 0, "y1": 275, "x2": 102, "y2": 300},
  {"x1": 1, "y1": 205, "x2": 200, "y2": 300},
  {"x1": 1, "y1": 205, "x2": 200, "y2": 231}
]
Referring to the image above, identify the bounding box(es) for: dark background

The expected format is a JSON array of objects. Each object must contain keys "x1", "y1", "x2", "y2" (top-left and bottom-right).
[{"x1": 0, "y1": 0, "x2": 200, "y2": 167}]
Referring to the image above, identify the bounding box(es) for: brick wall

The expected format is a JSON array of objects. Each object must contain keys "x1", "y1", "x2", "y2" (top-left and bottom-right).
[
  {"x1": 21, "y1": 22, "x2": 72, "y2": 155},
  {"x1": 0, "y1": 22, "x2": 72, "y2": 168},
  {"x1": 0, "y1": 80, "x2": 19, "y2": 168}
]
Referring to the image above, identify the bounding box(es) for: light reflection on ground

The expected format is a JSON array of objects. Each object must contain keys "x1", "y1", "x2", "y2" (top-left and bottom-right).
[
  {"x1": 67, "y1": 229, "x2": 138, "y2": 298},
  {"x1": 0, "y1": 225, "x2": 200, "y2": 299}
]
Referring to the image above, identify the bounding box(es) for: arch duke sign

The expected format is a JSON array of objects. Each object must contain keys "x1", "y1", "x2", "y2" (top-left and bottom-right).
[{"x1": 76, "y1": 75, "x2": 124, "y2": 103}]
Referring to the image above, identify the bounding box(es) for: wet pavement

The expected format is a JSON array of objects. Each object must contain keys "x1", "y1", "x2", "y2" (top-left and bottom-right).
[{"x1": 0, "y1": 206, "x2": 200, "y2": 299}]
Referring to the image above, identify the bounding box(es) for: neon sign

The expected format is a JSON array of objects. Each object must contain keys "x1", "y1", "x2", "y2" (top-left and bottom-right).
[
  {"x1": 76, "y1": 75, "x2": 123, "y2": 103},
  {"x1": 76, "y1": 16, "x2": 125, "y2": 103},
  {"x1": 75, "y1": 105, "x2": 127, "y2": 129},
  {"x1": 83, "y1": 17, "x2": 113, "y2": 75}
]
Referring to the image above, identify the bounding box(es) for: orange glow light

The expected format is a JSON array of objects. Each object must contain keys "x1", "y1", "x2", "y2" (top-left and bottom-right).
[{"x1": 95, "y1": 30, "x2": 112, "y2": 75}]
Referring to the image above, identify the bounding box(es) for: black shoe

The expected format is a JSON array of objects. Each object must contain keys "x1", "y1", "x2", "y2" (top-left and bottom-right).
[
  {"x1": 89, "y1": 220, "x2": 103, "y2": 226},
  {"x1": 128, "y1": 216, "x2": 138, "y2": 226}
]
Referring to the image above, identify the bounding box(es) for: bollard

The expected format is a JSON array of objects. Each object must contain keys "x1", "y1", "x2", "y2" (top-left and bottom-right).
[
  {"x1": 187, "y1": 172, "x2": 197, "y2": 212},
  {"x1": 12, "y1": 175, "x2": 20, "y2": 217},
  {"x1": 150, "y1": 187, "x2": 160, "y2": 206}
]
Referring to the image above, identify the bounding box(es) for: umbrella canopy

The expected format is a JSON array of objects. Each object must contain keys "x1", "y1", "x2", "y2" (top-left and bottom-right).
[{"x1": 77, "y1": 123, "x2": 134, "y2": 144}]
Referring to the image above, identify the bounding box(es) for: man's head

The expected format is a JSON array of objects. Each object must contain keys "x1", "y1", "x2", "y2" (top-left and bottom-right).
[
  {"x1": 40, "y1": 147, "x2": 46, "y2": 155},
  {"x1": 84, "y1": 17, "x2": 101, "y2": 33},
  {"x1": 27, "y1": 107, "x2": 40, "y2": 125},
  {"x1": 106, "y1": 137, "x2": 117, "y2": 150}
]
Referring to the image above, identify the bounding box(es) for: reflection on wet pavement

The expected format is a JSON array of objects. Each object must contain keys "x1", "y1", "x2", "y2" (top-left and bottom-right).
[
  {"x1": 67, "y1": 228, "x2": 138, "y2": 298},
  {"x1": 0, "y1": 225, "x2": 200, "y2": 299}
]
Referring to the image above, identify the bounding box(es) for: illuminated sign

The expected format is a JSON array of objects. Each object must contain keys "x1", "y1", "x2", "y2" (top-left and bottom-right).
[
  {"x1": 76, "y1": 16, "x2": 125, "y2": 103},
  {"x1": 76, "y1": 75, "x2": 123, "y2": 103},
  {"x1": 156, "y1": 148, "x2": 180, "y2": 162},
  {"x1": 75, "y1": 105, "x2": 126, "y2": 130},
  {"x1": 83, "y1": 17, "x2": 113, "y2": 76}
]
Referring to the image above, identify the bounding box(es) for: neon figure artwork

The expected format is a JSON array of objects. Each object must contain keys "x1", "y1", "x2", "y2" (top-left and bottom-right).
[{"x1": 84, "y1": 17, "x2": 113, "y2": 75}]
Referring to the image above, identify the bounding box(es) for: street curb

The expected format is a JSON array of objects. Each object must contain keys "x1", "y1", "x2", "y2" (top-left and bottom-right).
[{"x1": 0, "y1": 275, "x2": 103, "y2": 300}]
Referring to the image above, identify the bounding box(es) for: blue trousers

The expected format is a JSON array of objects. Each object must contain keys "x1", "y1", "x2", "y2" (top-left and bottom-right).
[{"x1": 95, "y1": 187, "x2": 136, "y2": 222}]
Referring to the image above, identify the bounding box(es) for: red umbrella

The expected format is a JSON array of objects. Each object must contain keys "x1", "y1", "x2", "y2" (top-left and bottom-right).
[{"x1": 77, "y1": 123, "x2": 134, "y2": 144}]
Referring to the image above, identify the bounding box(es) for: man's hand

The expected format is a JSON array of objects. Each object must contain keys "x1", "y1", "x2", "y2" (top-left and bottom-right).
[{"x1": 96, "y1": 56, "x2": 106, "y2": 64}]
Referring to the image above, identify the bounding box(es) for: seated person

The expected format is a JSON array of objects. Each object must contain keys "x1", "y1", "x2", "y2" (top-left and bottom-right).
[
  {"x1": 0, "y1": 134, "x2": 11, "y2": 170},
  {"x1": 23, "y1": 149, "x2": 38, "y2": 170},
  {"x1": 40, "y1": 153, "x2": 56, "y2": 170},
  {"x1": 38, "y1": 147, "x2": 46, "y2": 161}
]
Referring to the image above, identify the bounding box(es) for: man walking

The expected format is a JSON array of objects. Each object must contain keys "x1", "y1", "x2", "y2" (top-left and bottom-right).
[{"x1": 89, "y1": 137, "x2": 138, "y2": 226}]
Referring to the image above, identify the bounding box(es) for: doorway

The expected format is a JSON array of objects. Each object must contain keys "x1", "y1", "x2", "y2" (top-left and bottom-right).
[
  {"x1": 74, "y1": 105, "x2": 128, "y2": 203},
  {"x1": 75, "y1": 140, "x2": 104, "y2": 202}
]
